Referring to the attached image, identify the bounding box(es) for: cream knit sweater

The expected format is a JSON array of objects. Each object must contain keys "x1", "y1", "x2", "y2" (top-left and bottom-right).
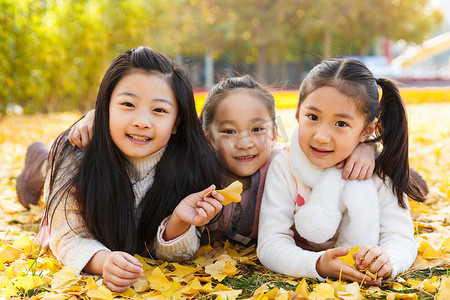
[
  {"x1": 257, "y1": 149, "x2": 417, "y2": 281},
  {"x1": 46, "y1": 147, "x2": 199, "y2": 274}
]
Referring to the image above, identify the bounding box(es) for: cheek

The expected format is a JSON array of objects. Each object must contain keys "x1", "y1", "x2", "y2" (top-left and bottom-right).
[{"x1": 217, "y1": 139, "x2": 234, "y2": 157}]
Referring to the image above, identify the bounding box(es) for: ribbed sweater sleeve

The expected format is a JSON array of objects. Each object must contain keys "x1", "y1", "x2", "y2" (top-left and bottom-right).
[
  {"x1": 375, "y1": 177, "x2": 417, "y2": 279},
  {"x1": 153, "y1": 217, "x2": 200, "y2": 261}
]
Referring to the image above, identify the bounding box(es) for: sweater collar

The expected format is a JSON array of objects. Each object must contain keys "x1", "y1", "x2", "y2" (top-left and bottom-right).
[
  {"x1": 126, "y1": 146, "x2": 166, "y2": 182},
  {"x1": 290, "y1": 126, "x2": 325, "y2": 187}
]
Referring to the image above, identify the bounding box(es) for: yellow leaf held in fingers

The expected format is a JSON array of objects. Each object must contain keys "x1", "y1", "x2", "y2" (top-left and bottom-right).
[
  {"x1": 338, "y1": 246, "x2": 360, "y2": 266},
  {"x1": 216, "y1": 181, "x2": 243, "y2": 206}
]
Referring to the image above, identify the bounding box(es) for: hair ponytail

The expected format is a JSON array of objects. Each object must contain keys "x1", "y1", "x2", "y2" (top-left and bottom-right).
[{"x1": 375, "y1": 78, "x2": 426, "y2": 207}]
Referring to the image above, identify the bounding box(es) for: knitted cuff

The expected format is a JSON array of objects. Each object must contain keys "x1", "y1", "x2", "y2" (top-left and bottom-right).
[{"x1": 153, "y1": 216, "x2": 200, "y2": 262}]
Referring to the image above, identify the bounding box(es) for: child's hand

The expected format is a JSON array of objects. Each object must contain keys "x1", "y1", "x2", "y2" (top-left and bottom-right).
[
  {"x1": 164, "y1": 185, "x2": 224, "y2": 240},
  {"x1": 316, "y1": 247, "x2": 380, "y2": 286},
  {"x1": 101, "y1": 251, "x2": 143, "y2": 292},
  {"x1": 354, "y1": 244, "x2": 392, "y2": 280},
  {"x1": 336, "y1": 143, "x2": 375, "y2": 180},
  {"x1": 68, "y1": 109, "x2": 95, "y2": 149}
]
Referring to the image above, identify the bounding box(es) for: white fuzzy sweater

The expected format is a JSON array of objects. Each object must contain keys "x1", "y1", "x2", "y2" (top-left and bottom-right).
[
  {"x1": 257, "y1": 142, "x2": 417, "y2": 280},
  {"x1": 46, "y1": 147, "x2": 199, "y2": 274}
]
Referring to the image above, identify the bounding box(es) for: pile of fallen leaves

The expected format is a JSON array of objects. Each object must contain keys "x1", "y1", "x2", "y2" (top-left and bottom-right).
[{"x1": 1, "y1": 102, "x2": 449, "y2": 299}]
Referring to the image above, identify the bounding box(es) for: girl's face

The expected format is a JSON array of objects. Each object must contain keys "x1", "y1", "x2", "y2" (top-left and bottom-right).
[
  {"x1": 109, "y1": 71, "x2": 178, "y2": 158},
  {"x1": 206, "y1": 91, "x2": 277, "y2": 177},
  {"x1": 296, "y1": 86, "x2": 375, "y2": 168}
]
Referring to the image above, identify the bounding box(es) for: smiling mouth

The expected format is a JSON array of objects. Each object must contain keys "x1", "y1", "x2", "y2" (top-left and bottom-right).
[
  {"x1": 128, "y1": 134, "x2": 150, "y2": 142},
  {"x1": 235, "y1": 155, "x2": 256, "y2": 160},
  {"x1": 311, "y1": 146, "x2": 333, "y2": 155}
]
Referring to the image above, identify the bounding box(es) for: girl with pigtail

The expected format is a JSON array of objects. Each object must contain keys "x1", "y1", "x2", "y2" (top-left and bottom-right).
[{"x1": 257, "y1": 58, "x2": 427, "y2": 286}]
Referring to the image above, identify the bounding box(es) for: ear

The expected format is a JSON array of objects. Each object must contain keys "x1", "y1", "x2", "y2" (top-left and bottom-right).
[
  {"x1": 172, "y1": 117, "x2": 181, "y2": 135},
  {"x1": 359, "y1": 117, "x2": 378, "y2": 142},
  {"x1": 271, "y1": 124, "x2": 279, "y2": 143},
  {"x1": 295, "y1": 108, "x2": 300, "y2": 122}
]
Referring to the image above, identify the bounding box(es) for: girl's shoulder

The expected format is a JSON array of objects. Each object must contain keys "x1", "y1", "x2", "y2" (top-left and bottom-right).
[
  {"x1": 271, "y1": 142, "x2": 286, "y2": 156},
  {"x1": 371, "y1": 174, "x2": 409, "y2": 208}
]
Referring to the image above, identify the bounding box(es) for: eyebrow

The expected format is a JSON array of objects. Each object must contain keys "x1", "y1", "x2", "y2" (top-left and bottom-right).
[
  {"x1": 218, "y1": 117, "x2": 271, "y2": 126},
  {"x1": 305, "y1": 105, "x2": 354, "y2": 120},
  {"x1": 116, "y1": 92, "x2": 174, "y2": 106}
]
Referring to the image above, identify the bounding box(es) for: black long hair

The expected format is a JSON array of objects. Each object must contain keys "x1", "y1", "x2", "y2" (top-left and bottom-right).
[
  {"x1": 296, "y1": 58, "x2": 426, "y2": 208},
  {"x1": 45, "y1": 46, "x2": 225, "y2": 255}
]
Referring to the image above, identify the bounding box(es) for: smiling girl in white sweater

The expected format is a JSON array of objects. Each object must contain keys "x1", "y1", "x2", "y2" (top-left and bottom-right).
[{"x1": 257, "y1": 58, "x2": 427, "y2": 286}]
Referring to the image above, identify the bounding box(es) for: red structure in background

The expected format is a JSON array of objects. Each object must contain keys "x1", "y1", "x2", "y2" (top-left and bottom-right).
[{"x1": 384, "y1": 38, "x2": 393, "y2": 63}]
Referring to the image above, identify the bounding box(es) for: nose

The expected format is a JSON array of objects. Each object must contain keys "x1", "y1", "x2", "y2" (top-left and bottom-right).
[
  {"x1": 313, "y1": 127, "x2": 331, "y2": 144},
  {"x1": 235, "y1": 133, "x2": 254, "y2": 150},
  {"x1": 132, "y1": 110, "x2": 151, "y2": 129}
]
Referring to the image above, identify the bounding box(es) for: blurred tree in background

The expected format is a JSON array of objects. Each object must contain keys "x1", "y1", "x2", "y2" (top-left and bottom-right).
[{"x1": 0, "y1": 0, "x2": 443, "y2": 114}]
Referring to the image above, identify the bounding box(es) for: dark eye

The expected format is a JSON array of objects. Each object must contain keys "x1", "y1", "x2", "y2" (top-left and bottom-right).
[
  {"x1": 252, "y1": 127, "x2": 264, "y2": 132},
  {"x1": 154, "y1": 108, "x2": 167, "y2": 113},
  {"x1": 307, "y1": 114, "x2": 318, "y2": 121},
  {"x1": 223, "y1": 129, "x2": 236, "y2": 134},
  {"x1": 336, "y1": 121, "x2": 348, "y2": 127},
  {"x1": 122, "y1": 102, "x2": 134, "y2": 108}
]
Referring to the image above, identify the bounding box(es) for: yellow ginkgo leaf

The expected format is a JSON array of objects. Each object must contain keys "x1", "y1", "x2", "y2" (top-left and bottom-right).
[
  {"x1": 309, "y1": 283, "x2": 338, "y2": 300},
  {"x1": 168, "y1": 263, "x2": 198, "y2": 279},
  {"x1": 211, "y1": 289, "x2": 242, "y2": 300},
  {"x1": 422, "y1": 246, "x2": 440, "y2": 259},
  {"x1": 51, "y1": 266, "x2": 79, "y2": 290},
  {"x1": 205, "y1": 260, "x2": 227, "y2": 281},
  {"x1": 386, "y1": 292, "x2": 418, "y2": 300},
  {"x1": 181, "y1": 277, "x2": 203, "y2": 295},
  {"x1": 86, "y1": 285, "x2": 114, "y2": 300},
  {"x1": 437, "y1": 277, "x2": 450, "y2": 300},
  {"x1": 0, "y1": 246, "x2": 16, "y2": 263},
  {"x1": 295, "y1": 278, "x2": 309, "y2": 298},
  {"x1": 4, "y1": 244, "x2": 23, "y2": 259},
  {"x1": 15, "y1": 275, "x2": 46, "y2": 293},
  {"x1": 1, "y1": 281, "x2": 18, "y2": 298},
  {"x1": 338, "y1": 246, "x2": 360, "y2": 266},
  {"x1": 134, "y1": 254, "x2": 153, "y2": 272},
  {"x1": 148, "y1": 267, "x2": 172, "y2": 291},
  {"x1": 441, "y1": 237, "x2": 450, "y2": 252},
  {"x1": 12, "y1": 235, "x2": 33, "y2": 252},
  {"x1": 216, "y1": 181, "x2": 243, "y2": 206}
]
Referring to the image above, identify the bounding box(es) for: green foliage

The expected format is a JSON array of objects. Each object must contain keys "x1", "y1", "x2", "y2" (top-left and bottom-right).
[{"x1": 0, "y1": 0, "x2": 443, "y2": 113}]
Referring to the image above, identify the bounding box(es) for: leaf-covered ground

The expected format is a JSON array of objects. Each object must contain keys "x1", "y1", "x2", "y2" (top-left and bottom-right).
[{"x1": 0, "y1": 102, "x2": 449, "y2": 299}]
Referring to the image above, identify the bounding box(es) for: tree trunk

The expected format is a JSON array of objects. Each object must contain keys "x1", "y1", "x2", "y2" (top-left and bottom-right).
[
  {"x1": 256, "y1": 46, "x2": 267, "y2": 83},
  {"x1": 324, "y1": 28, "x2": 331, "y2": 59},
  {"x1": 204, "y1": 50, "x2": 214, "y2": 88},
  {"x1": 280, "y1": 55, "x2": 288, "y2": 84}
]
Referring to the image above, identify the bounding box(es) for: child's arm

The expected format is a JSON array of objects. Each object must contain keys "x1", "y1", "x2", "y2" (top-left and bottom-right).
[
  {"x1": 48, "y1": 165, "x2": 143, "y2": 292},
  {"x1": 358, "y1": 177, "x2": 417, "y2": 279},
  {"x1": 84, "y1": 250, "x2": 143, "y2": 292},
  {"x1": 68, "y1": 109, "x2": 95, "y2": 149},
  {"x1": 163, "y1": 185, "x2": 224, "y2": 240},
  {"x1": 336, "y1": 142, "x2": 376, "y2": 180}
]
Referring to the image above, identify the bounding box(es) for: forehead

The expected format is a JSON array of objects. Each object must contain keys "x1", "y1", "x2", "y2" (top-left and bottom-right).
[
  {"x1": 215, "y1": 90, "x2": 270, "y2": 116},
  {"x1": 113, "y1": 71, "x2": 175, "y2": 99},
  {"x1": 302, "y1": 86, "x2": 360, "y2": 114}
]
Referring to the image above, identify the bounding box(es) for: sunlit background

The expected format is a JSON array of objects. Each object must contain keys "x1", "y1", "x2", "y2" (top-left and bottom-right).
[{"x1": 1, "y1": 0, "x2": 450, "y2": 114}]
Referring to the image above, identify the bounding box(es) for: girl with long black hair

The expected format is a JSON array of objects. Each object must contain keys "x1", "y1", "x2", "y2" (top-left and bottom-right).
[{"x1": 41, "y1": 46, "x2": 225, "y2": 292}]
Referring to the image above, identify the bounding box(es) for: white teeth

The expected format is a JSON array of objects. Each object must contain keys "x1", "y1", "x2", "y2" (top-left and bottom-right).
[
  {"x1": 236, "y1": 155, "x2": 254, "y2": 160},
  {"x1": 129, "y1": 134, "x2": 149, "y2": 141}
]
